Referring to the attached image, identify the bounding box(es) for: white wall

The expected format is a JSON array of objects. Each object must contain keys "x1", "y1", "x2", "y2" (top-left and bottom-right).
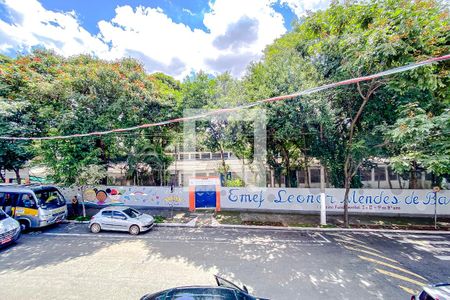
[
  {"x1": 61, "y1": 186, "x2": 450, "y2": 216},
  {"x1": 220, "y1": 187, "x2": 450, "y2": 215}
]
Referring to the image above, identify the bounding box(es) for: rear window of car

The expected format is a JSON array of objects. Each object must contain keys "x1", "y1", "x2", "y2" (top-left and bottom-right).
[
  {"x1": 170, "y1": 288, "x2": 236, "y2": 299},
  {"x1": 419, "y1": 291, "x2": 435, "y2": 300},
  {"x1": 101, "y1": 211, "x2": 112, "y2": 217}
]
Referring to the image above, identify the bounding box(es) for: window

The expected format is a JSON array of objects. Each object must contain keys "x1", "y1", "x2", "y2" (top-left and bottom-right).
[
  {"x1": 360, "y1": 169, "x2": 372, "y2": 181},
  {"x1": 113, "y1": 211, "x2": 126, "y2": 219},
  {"x1": 123, "y1": 208, "x2": 140, "y2": 218},
  {"x1": 419, "y1": 291, "x2": 434, "y2": 300},
  {"x1": 310, "y1": 169, "x2": 321, "y2": 183},
  {"x1": 101, "y1": 211, "x2": 112, "y2": 217},
  {"x1": 169, "y1": 288, "x2": 236, "y2": 299},
  {"x1": 201, "y1": 153, "x2": 211, "y2": 160},
  {"x1": 298, "y1": 170, "x2": 306, "y2": 184},
  {"x1": 374, "y1": 167, "x2": 386, "y2": 181},
  {"x1": 0, "y1": 193, "x2": 18, "y2": 207},
  {"x1": 212, "y1": 152, "x2": 222, "y2": 160},
  {"x1": 17, "y1": 194, "x2": 37, "y2": 208}
]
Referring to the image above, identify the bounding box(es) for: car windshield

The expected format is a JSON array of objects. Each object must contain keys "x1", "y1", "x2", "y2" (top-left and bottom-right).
[
  {"x1": 0, "y1": 209, "x2": 7, "y2": 221},
  {"x1": 123, "y1": 208, "x2": 141, "y2": 218},
  {"x1": 35, "y1": 188, "x2": 66, "y2": 209}
]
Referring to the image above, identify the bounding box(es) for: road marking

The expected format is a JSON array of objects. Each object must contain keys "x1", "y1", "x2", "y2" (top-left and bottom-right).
[
  {"x1": 340, "y1": 235, "x2": 367, "y2": 244},
  {"x1": 343, "y1": 245, "x2": 399, "y2": 264},
  {"x1": 383, "y1": 234, "x2": 445, "y2": 239},
  {"x1": 430, "y1": 241, "x2": 450, "y2": 245},
  {"x1": 358, "y1": 255, "x2": 427, "y2": 281},
  {"x1": 376, "y1": 268, "x2": 426, "y2": 287},
  {"x1": 398, "y1": 285, "x2": 418, "y2": 295},
  {"x1": 434, "y1": 256, "x2": 450, "y2": 260},
  {"x1": 335, "y1": 239, "x2": 382, "y2": 253},
  {"x1": 382, "y1": 234, "x2": 450, "y2": 260},
  {"x1": 414, "y1": 245, "x2": 450, "y2": 253},
  {"x1": 315, "y1": 233, "x2": 331, "y2": 243}
]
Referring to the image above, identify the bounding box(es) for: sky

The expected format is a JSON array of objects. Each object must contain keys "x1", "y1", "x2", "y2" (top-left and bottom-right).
[{"x1": 0, "y1": 0, "x2": 330, "y2": 79}]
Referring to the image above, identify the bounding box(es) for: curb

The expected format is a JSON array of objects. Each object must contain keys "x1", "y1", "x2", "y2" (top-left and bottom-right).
[
  {"x1": 62, "y1": 220, "x2": 450, "y2": 234},
  {"x1": 156, "y1": 222, "x2": 195, "y2": 227},
  {"x1": 64, "y1": 220, "x2": 89, "y2": 224}
]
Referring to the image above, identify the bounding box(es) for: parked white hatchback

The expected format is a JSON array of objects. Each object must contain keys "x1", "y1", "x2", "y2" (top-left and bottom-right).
[{"x1": 89, "y1": 206, "x2": 155, "y2": 235}]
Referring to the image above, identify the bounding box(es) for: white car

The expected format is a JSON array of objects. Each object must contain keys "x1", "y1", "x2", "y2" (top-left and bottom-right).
[
  {"x1": 89, "y1": 206, "x2": 155, "y2": 235},
  {"x1": 411, "y1": 283, "x2": 450, "y2": 300},
  {"x1": 0, "y1": 208, "x2": 21, "y2": 248}
]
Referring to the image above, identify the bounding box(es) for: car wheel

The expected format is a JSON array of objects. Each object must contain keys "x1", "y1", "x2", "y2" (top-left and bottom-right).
[
  {"x1": 19, "y1": 220, "x2": 30, "y2": 232},
  {"x1": 129, "y1": 225, "x2": 140, "y2": 235},
  {"x1": 90, "y1": 223, "x2": 101, "y2": 233}
]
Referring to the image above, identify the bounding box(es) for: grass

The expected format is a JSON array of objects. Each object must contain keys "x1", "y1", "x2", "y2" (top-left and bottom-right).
[{"x1": 153, "y1": 215, "x2": 166, "y2": 223}]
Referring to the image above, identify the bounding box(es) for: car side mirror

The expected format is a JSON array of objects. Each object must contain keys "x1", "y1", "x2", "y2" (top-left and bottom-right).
[
  {"x1": 243, "y1": 285, "x2": 248, "y2": 293},
  {"x1": 121, "y1": 216, "x2": 127, "y2": 220},
  {"x1": 411, "y1": 296, "x2": 416, "y2": 300}
]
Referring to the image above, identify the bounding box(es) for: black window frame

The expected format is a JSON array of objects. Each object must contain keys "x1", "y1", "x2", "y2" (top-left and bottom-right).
[
  {"x1": 112, "y1": 211, "x2": 127, "y2": 219},
  {"x1": 101, "y1": 210, "x2": 113, "y2": 217},
  {"x1": 16, "y1": 193, "x2": 37, "y2": 209}
]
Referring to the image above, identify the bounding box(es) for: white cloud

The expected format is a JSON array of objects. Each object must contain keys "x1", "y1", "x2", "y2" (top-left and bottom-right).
[
  {"x1": 280, "y1": 0, "x2": 330, "y2": 17},
  {"x1": 0, "y1": 0, "x2": 329, "y2": 78},
  {"x1": 0, "y1": 0, "x2": 111, "y2": 58}
]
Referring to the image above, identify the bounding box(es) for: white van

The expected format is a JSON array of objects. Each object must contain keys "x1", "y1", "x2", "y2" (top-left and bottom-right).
[{"x1": 0, "y1": 184, "x2": 68, "y2": 230}]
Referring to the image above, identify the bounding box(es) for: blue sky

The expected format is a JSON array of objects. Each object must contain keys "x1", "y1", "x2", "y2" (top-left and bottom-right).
[{"x1": 0, "y1": 0, "x2": 330, "y2": 78}]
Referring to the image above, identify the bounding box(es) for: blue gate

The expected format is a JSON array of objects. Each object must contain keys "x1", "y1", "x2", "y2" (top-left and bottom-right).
[{"x1": 195, "y1": 185, "x2": 216, "y2": 208}]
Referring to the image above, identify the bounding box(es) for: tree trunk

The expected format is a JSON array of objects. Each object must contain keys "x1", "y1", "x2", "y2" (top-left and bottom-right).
[
  {"x1": 343, "y1": 177, "x2": 350, "y2": 227},
  {"x1": 14, "y1": 168, "x2": 21, "y2": 184},
  {"x1": 281, "y1": 147, "x2": 290, "y2": 188},
  {"x1": 0, "y1": 168, "x2": 5, "y2": 183},
  {"x1": 95, "y1": 138, "x2": 108, "y2": 184},
  {"x1": 343, "y1": 80, "x2": 380, "y2": 227},
  {"x1": 409, "y1": 161, "x2": 417, "y2": 189},
  {"x1": 387, "y1": 167, "x2": 393, "y2": 189},
  {"x1": 80, "y1": 186, "x2": 86, "y2": 218},
  {"x1": 305, "y1": 155, "x2": 310, "y2": 188}
]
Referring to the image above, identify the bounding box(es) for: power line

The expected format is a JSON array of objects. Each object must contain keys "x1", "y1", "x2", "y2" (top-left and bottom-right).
[{"x1": 0, "y1": 54, "x2": 448, "y2": 141}]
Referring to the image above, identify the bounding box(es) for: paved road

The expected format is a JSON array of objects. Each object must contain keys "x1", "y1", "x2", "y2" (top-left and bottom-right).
[{"x1": 0, "y1": 224, "x2": 449, "y2": 300}]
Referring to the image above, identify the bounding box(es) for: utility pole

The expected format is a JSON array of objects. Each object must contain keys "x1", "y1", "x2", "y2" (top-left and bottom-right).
[
  {"x1": 320, "y1": 165, "x2": 326, "y2": 226},
  {"x1": 433, "y1": 186, "x2": 440, "y2": 229}
]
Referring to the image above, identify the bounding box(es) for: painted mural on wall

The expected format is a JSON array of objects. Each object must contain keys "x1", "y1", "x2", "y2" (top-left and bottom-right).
[
  {"x1": 61, "y1": 186, "x2": 188, "y2": 208},
  {"x1": 221, "y1": 188, "x2": 450, "y2": 215}
]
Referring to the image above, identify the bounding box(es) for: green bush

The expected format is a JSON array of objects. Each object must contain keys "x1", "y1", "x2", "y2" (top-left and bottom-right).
[{"x1": 225, "y1": 178, "x2": 245, "y2": 187}]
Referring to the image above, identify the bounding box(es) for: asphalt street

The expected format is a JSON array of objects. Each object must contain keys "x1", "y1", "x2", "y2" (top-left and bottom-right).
[{"x1": 0, "y1": 224, "x2": 449, "y2": 300}]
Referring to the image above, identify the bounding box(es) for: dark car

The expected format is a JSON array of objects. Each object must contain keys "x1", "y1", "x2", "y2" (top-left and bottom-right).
[{"x1": 141, "y1": 275, "x2": 269, "y2": 300}]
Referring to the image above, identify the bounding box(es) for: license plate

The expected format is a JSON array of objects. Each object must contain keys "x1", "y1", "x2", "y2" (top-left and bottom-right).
[{"x1": 1, "y1": 237, "x2": 11, "y2": 244}]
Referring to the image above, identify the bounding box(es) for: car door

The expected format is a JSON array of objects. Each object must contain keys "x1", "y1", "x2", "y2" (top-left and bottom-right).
[
  {"x1": 112, "y1": 211, "x2": 129, "y2": 231},
  {"x1": 99, "y1": 210, "x2": 114, "y2": 230}
]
